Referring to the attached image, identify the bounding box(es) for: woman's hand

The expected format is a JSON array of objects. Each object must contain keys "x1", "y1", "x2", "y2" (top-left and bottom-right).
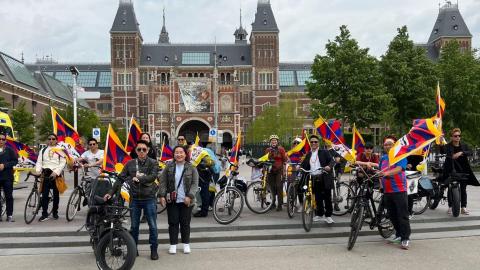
[
  {"x1": 184, "y1": 197, "x2": 192, "y2": 207},
  {"x1": 159, "y1": 197, "x2": 166, "y2": 207}
]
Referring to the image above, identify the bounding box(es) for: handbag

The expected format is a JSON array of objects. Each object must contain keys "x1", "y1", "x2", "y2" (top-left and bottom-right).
[{"x1": 55, "y1": 176, "x2": 68, "y2": 194}]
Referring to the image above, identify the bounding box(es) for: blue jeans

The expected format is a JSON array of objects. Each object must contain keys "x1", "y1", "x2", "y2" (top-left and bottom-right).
[{"x1": 130, "y1": 199, "x2": 158, "y2": 250}]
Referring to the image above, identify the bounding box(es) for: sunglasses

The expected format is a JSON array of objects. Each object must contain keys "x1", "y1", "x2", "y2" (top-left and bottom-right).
[
  {"x1": 366, "y1": 147, "x2": 373, "y2": 150},
  {"x1": 0, "y1": 138, "x2": 6, "y2": 141},
  {"x1": 89, "y1": 143, "x2": 97, "y2": 146},
  {"x1": 310, "y1": 141, "x2": 319, "y2": 144},
  {"x1": 178, "y1": 138, "x2": 185, "y2": 141},
  {"x1": 48, "y1": 138, "x2": 57, "y2": 141},
  {"x1": 136, "y1": 148, "x2": 148, "y2": 152},
  {"x1": 453, "y1": 135, "x2": 461, "y2": 138}
]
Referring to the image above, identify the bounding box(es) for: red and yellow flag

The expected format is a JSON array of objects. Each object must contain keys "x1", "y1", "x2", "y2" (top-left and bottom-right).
[
  {"x1": 103, "y1": 124, "x2": 132, "y2": 173},
  {"x1": 125, "y1": 115, "x2": 142, "y2": 153}
]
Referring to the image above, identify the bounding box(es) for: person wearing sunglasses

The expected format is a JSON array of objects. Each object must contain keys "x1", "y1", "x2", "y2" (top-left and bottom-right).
[
  {"x1": 300, "y1": 135, "x2": 336, "y2": 223},
  {"x1": 378, "y1": 135, "x2": 410, "y2": 250},
  {"x1": 355, "y1": 142, "x2": 379, "y2": 177},
  {"x1": 105, "y1": 140, "x2": 160, "y2": 260},
  {"x1": 177, "y1": 135, "x2": 187, "y2": 147},
  {"x1": 130, "y1": 133, "x2": 157, "y2": 160},
  {"x1": 76, "y1": 138, "x2": 104, "y2": 179},
  {"x1": 0, "y1": 133, "x2": 18, "y2": 222},
  {"x1": 442, "y1": 128, "x2": 479, "y2": 216},
  {"x1": 34, "y1": 133, "x2": 67, "y2": 222}
]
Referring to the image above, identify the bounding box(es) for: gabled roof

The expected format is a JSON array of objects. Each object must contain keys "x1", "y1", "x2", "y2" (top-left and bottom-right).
[
  {"x1": 110, "y1": 0, "x2": 142, "y2": 37},
  {"x1": 140, "y1": 43, "x2": 252, "y2": 67},
  {"x1": 251, "y1": 0, "x2": 279, "y2": 33},
  {"x1": 427, "y1": 2, "x2": 471, "y2": 44}
]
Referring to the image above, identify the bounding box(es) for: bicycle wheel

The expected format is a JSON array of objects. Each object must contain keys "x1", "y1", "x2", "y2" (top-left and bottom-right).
[
  {"x1": 376, "y1": 198, "x2": 394, "y2": 239},
  {"x1": 24, "y1": 191, "x2": 39, "y2": 224},
  {"x1": 245, "y1": 181, "x2": 274, "y2": 214},
  {"x1": 347, "y1": 203, "x2": 364, "y2": 250},
  {"x1": 213, "y1": 187, "x2": 244, "y2": 225},
  {"x1": 451, "y1": 186, "x2": 461, "y2": 217},
  {"x1": 286, "y1": 183, "x2": 297, "y2": 218},
  {"x1": 95, "y1": 229, "x2": 136, "y2": 270},
  {"x1": 332, "y1": 182, "x2": 355, "y2": 216},
  {"x1": 47, "y1": 190, "x2": 54, "y2": 216},
  {"x1": 0, "y1": 190, "x2": 5, "y2": 217},
  {"x1": 412, "y1": 194, "x2": 430, "y2": 215},
  {"x1": 66, "y1": 188, "x2": 82, "y2": 221},
  {"x1": 302, "y1": 194, "x2": 314, "y2": 232}
]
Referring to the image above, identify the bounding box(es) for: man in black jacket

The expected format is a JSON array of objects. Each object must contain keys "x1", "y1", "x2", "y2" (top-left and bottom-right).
[
  {"x1": 442, "y1": 128, "x2": 479, "y2": 215},
  {"x1": 300, "y1": 135, "x2": 335, "y2": 224},
  {"x1": 105, "y1": 140, "x2": 159, "y2": 260},
  {"x1": 0, "y1": 133, "x2": 18, "y2": 222}
]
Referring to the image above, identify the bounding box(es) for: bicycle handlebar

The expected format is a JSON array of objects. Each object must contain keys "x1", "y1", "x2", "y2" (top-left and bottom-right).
[{"x1": 298, "y1": 167, "x2": 327, "y2": 174}]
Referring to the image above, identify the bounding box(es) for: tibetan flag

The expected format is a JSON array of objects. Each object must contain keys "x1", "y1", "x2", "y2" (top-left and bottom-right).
[
  {"x1": 194, "y1": 132, "x2": 200, "y2": 147},
  {"x1": 103, "y1": 124, "x2": 132, "y2": 173},
  {"x1": 125, "y1": 115, "x2": 142, "y2": 153},
  {"x1": 229, "y1": 131, "x2": 242, "y2": 165},
  {"x1": 434, "y1": 82, "x2": 447, "y2": 145},
  {"x1": 287, "y1": 138, "x2": 311, "y2": 164},
  {"x1": 258, "y1": 153, "x2": 269, "y2": 162},
  {"x1": 351, "y1": 124, "x2": 365, "y2": 158},
  {"x1": 160, "y1": 142, "x2": 173, "y2": 162},
  {"x1": 388, "y1": 118, "x2": 442, "y2": 166},
  {"x1": 6, "y1": 137, "x2": 37, "y2": 165},
  {"x1": 314, "y1": 116, "x2": 345, "y2": 145},
  {"x1": 51, "y1": 107, "x2": 84, "y2": 158}
]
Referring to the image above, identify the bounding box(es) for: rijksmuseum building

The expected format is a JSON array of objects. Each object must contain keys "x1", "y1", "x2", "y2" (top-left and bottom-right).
[{"x1": 18, "y1": 0, "x2": 472, "y2": 147}]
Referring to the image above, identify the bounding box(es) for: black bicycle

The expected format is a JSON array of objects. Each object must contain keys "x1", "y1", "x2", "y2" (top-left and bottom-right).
[
  {"x1": 286, "y1": 163, "x2": 301, "y2": 218},
  {"x1": 0, "y1": 187, "x2": 5, "y2": 218},
  {"x1": 66, "y1": 164, "x2": 94, "y2": 221},
  {"x1": 429, "y1": 164, "x2": 469, "y2": 217},
  {"x1": 83, "y1": 170, "x2": 136, "y2": 270},
  {"x1": 24, "y1": 172, "x2": 53, "y2": 224},
  {"x1": 347, "y1": 168, "x2": 394, "y2": 250},
  {"x1": 213, "y1": 160, "x2": 245, "y2": 225}
]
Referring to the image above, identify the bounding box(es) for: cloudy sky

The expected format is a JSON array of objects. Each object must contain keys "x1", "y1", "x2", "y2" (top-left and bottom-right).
[{"x1": 0, "y1": 0, "x2": 479, "y2": 64}]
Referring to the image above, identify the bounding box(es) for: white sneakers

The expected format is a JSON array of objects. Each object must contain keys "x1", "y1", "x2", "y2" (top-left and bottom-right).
[
  {"x1": 183, "y1": 244, "x2": 191, "y2": 254},
  {"x1": 325, "y1": 217, "x2": 335, "y2": 224},
  {"x1": 168, "y1": 244, "x2": 191, "y2": 254},
  {"x1": 313, "y1": 216, "x2": 322, "y2": 222},
  {"x1": 168, "y1": 245, "x2": 177, "y2": 254}
]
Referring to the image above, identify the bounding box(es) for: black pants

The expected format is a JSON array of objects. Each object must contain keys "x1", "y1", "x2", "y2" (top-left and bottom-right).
[
  {"x1": 41, "y1": 178, "x2": 59, "y2": 218},
  {"x1": 448, "y1": 182, "x2": 468, "y2": 208},
  {"x1": 408, "y1": 195, "x2": 413, "y2": 215},
  {"x1": 268, "y1": 171, "x2": 283, "y2": 206},
  {"x1": 384, "y1": 192, "x2": 411, "y2": 241},
  {"x1": 198, "y1": 180, "x2": 210, "y2": 215},
  {"x1": 167, "y1": 203, "x2": 193, "y2": 245},
  {"x1": 0, "y1": 179, "x2": 13, "y2": 217},
  {"x1": 313, "y1": 176, "x2": 332, "y2": 217}
]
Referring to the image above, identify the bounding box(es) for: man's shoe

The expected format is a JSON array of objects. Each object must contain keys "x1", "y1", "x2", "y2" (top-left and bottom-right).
[
  {"x1": 461, "y1": 208, "x2": 470, "y2": 215},
  {"x1": 6, "y1": 216, "x2": 15, "y2": 222},
  {"x1": 168, "y1": 245, "x2": 177, "y2": 254},
  {"x1": 38, "y1": 216, "x2": 49, "y2": 222},
  {"x1": 313, "y1": 216, "x2": 322, "y2": 222},
  {"x1": 150, "y1": 250, "x2": 159, "y2": 260},
  {"x1": 334, "y1": 205, "x2": 341, "y2": 212},
  {"x1": 388, "y1": 236, "x2": 401, "y2": 244},
  {"x1": 53, "y1": 213, "x2": 59, "y2": 220},
  {"x1": 401, "y1": 240, "x2": 410, "y2": 250},
  {"x1": 193, "y1": 212, "x2": 207, "y2": 217},
  {"x1": 325, "y1": 217, "x2": 335, "y2": 224},
  {"x1": 183, "y1": 244, "x2": 191, "y2": 254}
]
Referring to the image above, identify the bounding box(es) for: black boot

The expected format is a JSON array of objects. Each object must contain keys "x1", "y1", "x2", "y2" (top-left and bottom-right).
[{"x1": 151, "y1": 249, "x2": 159, "y2": 260}]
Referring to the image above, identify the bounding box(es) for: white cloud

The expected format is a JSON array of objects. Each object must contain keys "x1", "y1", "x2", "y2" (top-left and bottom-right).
[{"x1": 0, "y1": 0, "x2": 478, "y2": 63}]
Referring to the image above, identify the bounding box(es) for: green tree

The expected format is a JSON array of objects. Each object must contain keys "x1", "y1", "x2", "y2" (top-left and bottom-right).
[
  {"x1": 307, "y1": 25, "x2": 392, "y2": 128},
  {"x1": 380, "y1": 26, "x2": 438, "y2": 134},
  {"x1": 11, "y1": 101, "x2": 35, "y2": 145},
  {"x1": 246, "y1": 99, "x2": 304, "y2": 144},
  {"x1": 437, "y1": 41, "x2": 480, "y2": 145}
]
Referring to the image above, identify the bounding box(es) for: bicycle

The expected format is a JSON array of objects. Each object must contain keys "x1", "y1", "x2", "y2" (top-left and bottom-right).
[
  {"x1": 299, "y1": 167, "x2": 327, "y2": 232},
  {"x1": 286, "y1": 163, "x2": 301, "y2": 218},
  {"x1": 331, "y1": 167, "x2": 355, "y2": 216},
  {"x1": 82, "y1": 170, "x2": 136, "y2": 270},
  {"x1": 66, "y1": 164, "x2": 94, "y2": 221},
  {"x1": 0, "y1": 187, "x2": 5, "y2": 218},
  {"x1": 347, "y1": 168, "x2": 394, "y2": 251},
  {"x1": 212, "y1": 160, "x2": 245, "y2": 225},
  {"x1": 24, "y1": 172, "x2": 53, "y2": 224},
  {"x1": 245, "y1": 158, "x2": 274, "y2": 214}
]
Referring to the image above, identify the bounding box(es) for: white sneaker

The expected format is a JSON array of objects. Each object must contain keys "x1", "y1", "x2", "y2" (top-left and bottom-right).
[
  {"x1": 183, "y1": 244, "x2": 191, "y2": 254},
  {"x1": 325, "y1": 217, "x2": 335, "y2": 224},
  {"x1": 296, "y1": 206, "x2": 303, "y2": 213},
  {"x1": 168, "y1": 245, "x2": 177, "y2": 254},
  {"x1": 312, "y1": 216, "x2": 322, "y2": 222}
]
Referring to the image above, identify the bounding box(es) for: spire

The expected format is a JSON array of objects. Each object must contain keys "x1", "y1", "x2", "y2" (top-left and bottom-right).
[
  {"x1": 234, "y1": 7, "x2": 248, "y2": 43},
  {"x1": 110, "y1": 0, "x2": 142, "y2": 38},
  {"x1": 251, "y1": 0, "x2": 279, "y2": 33},
  {"x1": 158, "y1": 7, "x2": 170, "y2": 44},
  {"x1": 427, "y1": 1, "x2": 471, "y2": 44}
]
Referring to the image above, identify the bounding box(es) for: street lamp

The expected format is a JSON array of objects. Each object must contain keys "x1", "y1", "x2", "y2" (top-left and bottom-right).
[{"x1": 69, "y1": 66, "x2": 79, "y2": 130}]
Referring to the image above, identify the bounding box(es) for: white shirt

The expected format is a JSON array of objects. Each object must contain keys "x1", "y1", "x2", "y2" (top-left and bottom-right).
[
  {"x1": 35, "y1": 146, "x2": 67, "y2": 176},
  {"x1": 175, "y1": 163, "x2": 186, "y2": 203},
  {"x1": 309, "y1": 149, "x2": 321, "y2": 175},
  {"x1": 81, "y1": 149, "x2": 104, "y2": 178}
]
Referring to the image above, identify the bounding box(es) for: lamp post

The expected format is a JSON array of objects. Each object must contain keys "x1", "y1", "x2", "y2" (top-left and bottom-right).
[{"x1": 69, "y1": 66, "x2": 79, "y2": 188}]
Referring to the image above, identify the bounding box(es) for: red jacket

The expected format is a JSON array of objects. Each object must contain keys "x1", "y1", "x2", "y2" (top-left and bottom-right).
[{"x1": 266, "y1": 146, "x2": 288, "y2": 173}]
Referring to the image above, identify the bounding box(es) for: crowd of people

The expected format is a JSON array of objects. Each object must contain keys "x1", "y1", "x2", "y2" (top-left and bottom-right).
[{"x1": 0, "y1": 127, "x2": 478, "y2": 256}]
